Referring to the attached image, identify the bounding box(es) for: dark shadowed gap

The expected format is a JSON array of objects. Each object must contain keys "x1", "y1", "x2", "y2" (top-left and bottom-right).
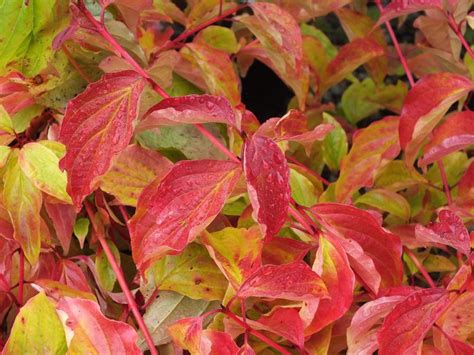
[{"x1": 241, "y1": 60, "x2": 293, "y2": 122}]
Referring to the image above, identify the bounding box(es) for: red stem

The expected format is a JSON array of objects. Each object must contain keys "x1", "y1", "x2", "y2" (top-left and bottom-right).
[
  {"x1": 221, "y1": 309, "x2": 292, "y2": 355},
  {"x1": 447, "y1": 14, "x2": 474, "y2": 60},
  {"x1": 156, "y1": 4, "x2": 246, "y2": 55},
  {"x1": 289, "y1": 205, "x2": 315, "y2": 235},
  {"x1": 18, "y1": 249, "x2": 24, "y2": 305},
  {"x1": 437, "y1": 160, "x2": 452, "y2": 205},
  {"x1": 84, "y1": 201, "x2": 158, "y2": 355},
  {"x1": 375, "y1": 0, "x2": 415, "y2": 87},
  {"x1": 194, "y1": 124, "x2": 241, "y2": 163},
  {"x1": 61, "y1": 45, "x2": 93, "y2": 83},
  {"x1": 403, "y1": 247, "x2": 436, "y2": 288},
  {"x1": 286, "y1": 155, "x2": 330, "y2": 186}
]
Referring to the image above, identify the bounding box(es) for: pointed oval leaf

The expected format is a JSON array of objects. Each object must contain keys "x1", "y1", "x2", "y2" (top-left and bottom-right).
[
  {"x1": 3, "y1": 150, "x2": 42, "y2": 265},
  {"x1": 305, "y1": 234, "x2": 355, "y2": 335},
  {"x1": 415, "y1": 209, "x2": 471, "y2": 255},
  {"x1": 243, "y1": 135, "x2": 290, "y2": 238},
  {"x1": 99, "y1": 144, "x2": 173, "y2": 206},
  {"x1": 200, "y1": 227, "x2": 263, "y2": 290},
  {"x1": 347, "y1": 295, "x2": 406, "y2": 355},
  {"x1": 137, "y1": 94, "x2": 238, "y2": 131},
  {"x1": 44, "y1": 199, "x2": 76, "y2": 253},
  {"x1": 335, "y1": 116, "x2": 400, "y2": 203},
  {"x1": 322, "y1": 38, "x2": 385, "y2": 91},
  {"x1": 398, "y1": 73, "x2": 474, "y2": 166},
  {"x1": 378, "y1": 288, "x2": 451, "y2": 354},
  {"x1": 377, "y1": 0, "x2": 442, "y2": 25},
  {"x1": 237, "y1": 2, "x2": 309, "y2": 108},
  {"x1": 59, "y1": 71, "x2": 146, "y2": 208},
  {"x1": 3, "y1": 292, "x2": 67, "y2": 354},
  {"x1": 311, "y1": 203, "x2": 403, "y2": 291},
  {"x1": 19, "y1": 142, "x2": 71, "y2": 204},
  {"x1": 58, "y1": 297, "x2": 141, "y2": 354},
  {"x1": 355, "y1": 189, "x2": 411, "y2": 222},
  {"x1": 129, "y1": 159, "x2": 242, "y2": 274},
  {"x1": 419, "y1": 111, "x2": 474, "y2": 166},
  {"x1": 437, "y1": 291, "x2": 474, "y2": 346},
  {"x1": 181, "y1": 43, "x2": 240, "y2": 105},
  {"x1": 237, "y1": 261, "x2": 328, "y2": 302}
]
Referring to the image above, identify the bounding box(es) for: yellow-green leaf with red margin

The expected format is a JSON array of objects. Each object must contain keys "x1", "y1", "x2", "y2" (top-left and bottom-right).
[
  {"x1": 99, "y1": 144, "x2": 173, "y2": 206},
  {"x1": 237, "y1": 2, "x2": 309, "y2": 109},
  {"x1": 321, "y1": 38, "x2": 385, "y2": 92},
  {"x1": 0, "y1": 105, "x2": 15, "y2": 145},
  {"x1": 355, "y1": 189, "x2": 411, "y2": 222},
  {"x1": 181, "y1": 43, "x2": 241, "y2": 105},
  {"x1": 148, "y1": 243, "x2": 228, "y2": 301},
  {"x1": 194, "y1": 26, "x2": 239, "y2": 54},
  {"x1": 3, "y1": 292, "x2": 67, "y2": 354},
  {"x1": 200, "y1": 227, "x2": 263, "y2": 290},
  {"x1": 58, "y1": 297, "x2": 141, "y2": 354},
  {"x1": 398, "y1": 73, "x2": 474, "y2": 166},
  {"x1": 3, "y1": 149, "x2": 42, "y2": 265},
  {"x1": 19, "y1": 141, "x2": 71, "y2": 204},
  {"x1": 129, "y1": 159, "x2": 242, "y2": 274},
  {"x1": 336, "y1": 8, "x2": 388, "y2": 84},
  {"x1": 335, "y1": 116, "x2": 400, "y2": 203},
  {"x1": 305, "y1": 234, "x2": 354, "y2": 335},
  {"x1": 95, "y1": 240, "x2": 120, "y2": 292}
]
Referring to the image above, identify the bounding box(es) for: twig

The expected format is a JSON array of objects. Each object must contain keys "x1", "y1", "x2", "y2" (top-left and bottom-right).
[
  {"x1": 289, "y1": 206, "x2": 315, "y2": 235},
  {"x1": 84, "y1": 201, "x2": 158, "y2": 355},
  {"x1": 61, "y1": 45, "x2": 93, "y2": 83},
  {"x1": 447, "y1": 14, "x2": 474, "y2": 60},
  {"x1": 286, "y1": 155, "x2": 330, "y2": 186},
  {"x1": 18, "y1": 249, "x2": 24, "y2": 305},
  {"x1": 221, "y1": 308, "x2": 292, "y2": 355},
  {"x1": 403, "y1": 247, "x2": 436, "y2": 288},
  {"x1": 375, "y1": 0, "x2": 415, "y2": 87},
  {"x1": 194, "y1": 124, "x2": 241, "y2": 163},
  {"x1": 437, "y1": 160, "x2": 452, "y2": 205}
]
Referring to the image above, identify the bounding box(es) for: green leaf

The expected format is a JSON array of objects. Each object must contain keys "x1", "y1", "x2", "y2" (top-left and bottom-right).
[
  {"x1": 12, "y1": 104, "x2": 44, "y2": 133},
  {"x1": 290, "y1": 168, "x2": 319, "y2": 207},
  {"x1": 194, "y1": 26, "x2": 239, "y2": 54},
  {"x1": 3, "y1": 292, "x2": 67, "y2": 354},
  {"x1": 148, "y1": 243, "x2": 228, "y2": 301},
  {"x1": 0, "y1": 0, "x2": 70, "y2": 77},
  {"x1": 355, "y1": 189, "x2": 411, "y2": 222},
  {"x1": 139, "y1": 290, "x2": 217, "y2": 349},
  {"x1": 374, "y1": 161, "x2": 427, "y2": 191},
  {"x1": 95, "y1": 240, "x2": 120, "y2": 292},
  {"x1": 73, "y1": 217, "x2": 90, "y2": 249},
  {"x1": 322, "y1": 113, "x2": 347, "y2": 171},
  {"x1": 19, "y1": 141, "x2": 71, "y2": 204},
  {"x1": 3, "y1": 149, "x2": 42, "y2": 265},
  {"x1": 0, "y1": 105, "x2": 15, "y2": 145}
]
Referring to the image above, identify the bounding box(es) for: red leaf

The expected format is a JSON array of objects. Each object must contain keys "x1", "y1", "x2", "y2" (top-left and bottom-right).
[
  {"x1": 262, "y1": 237, "x2": 312, "y2": 265},
  {"x1": 419, "y1": 111, "x2": 474, "y2": 166},
  {"x1": 377, "y1": 0, "x2": 443, "y2": 25},
  {"x1": 129, "y1": 159, "x2": 242, "y2": 274},
  {"x1": 347, "y1": 295, "x2": 406, "y2": 354},
  {"x1": 137, "y1": 94, "x2": 238, "y2": 132},
  {"x1": 456, "y1": 162, "x2": 474, "y2": 209},
  {"x1": 335, "y1": 116, "x2": 400, "y2": 203},
  {"x1": 59, "y1": 71, "x2": 146, "y2": 208},
  {"x1": 237, "y1": 261, "x2": 328, "y2": 302},
  {"x1": 398, "y1": 73, "x2": 474, "y2": 166},
  {"x1": 243, "y1": 135, "x2": 290, "y2": 238},
  {"x1": 58, "y1": 297, "x2": 141, "y2": 354},
  {"x1": 311, "y1": 203, "x2": 403, "y2": 293},
  {"x1": 416, "y1": 209, "x2": 471, "y2": 255},
  {"x1": 254, "y1": 308, "x2": 305, "y2": 349},
  {"x1": 44, "y1": 200, "x2": 76, "y2": 254},
  {"x1": 305, "y1": 234, "x2": 355, "y2": 334},
  {"x1": 323, "y1": 38, "x2": 385, "y2": 91},
  {"x1": 377, "y1": 288, "x2": 451, "y2": 354}
]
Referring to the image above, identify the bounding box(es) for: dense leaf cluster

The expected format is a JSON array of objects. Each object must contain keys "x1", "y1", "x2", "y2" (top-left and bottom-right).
[{"x1": 0, "y1": 0, "x2": 473, "y2": 354}]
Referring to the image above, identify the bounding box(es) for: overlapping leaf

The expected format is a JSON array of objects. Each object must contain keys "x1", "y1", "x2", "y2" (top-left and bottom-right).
[
  {"x1": 59, "y1": 71, "x2": 146, "y2": 208},
  {"x1": 129, "y1": 159, "x2": 241, "y2": 273},
  {"x1": 312, "y1": 203, "x2": 403, "y2": 293},
  {"x1": 243, "y1": 135, "x2": 290, "y2": 238},
  {"x1": 398, "y1": 73, "x2": 474, "y2": 166},
  {"x1": 335, "y1": 116, "x2": 400, "y2": 203},
  {"x1": 58, "y1": 297, "x2": 141, "y2": 354}
]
